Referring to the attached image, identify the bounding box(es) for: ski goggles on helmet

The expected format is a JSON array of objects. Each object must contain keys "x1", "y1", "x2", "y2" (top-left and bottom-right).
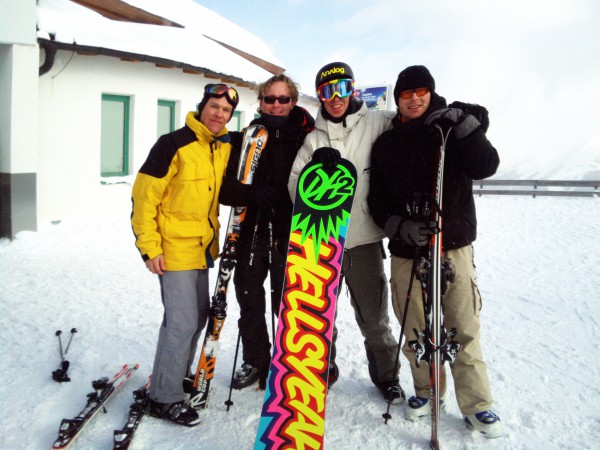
[
  {"x1": 316, "y1": 78, "x2": 355, "y2": 102},
  {"x1": 205, "y1": 83, "x2": 239, "y2": 106},
  {"x1": 398, "y1": 87, "x2": 430, "y2": 99}
]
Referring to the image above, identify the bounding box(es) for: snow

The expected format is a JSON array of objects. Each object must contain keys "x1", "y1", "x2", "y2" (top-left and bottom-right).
[
  {"x1": 1, "y1": 191, "x2": 599, "y2": 449},
  {"x1": 36, "y1": 0, "x2": 283, "y2": 84}
]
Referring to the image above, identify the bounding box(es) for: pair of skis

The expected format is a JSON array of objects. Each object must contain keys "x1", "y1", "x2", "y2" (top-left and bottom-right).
[
  {"x1": 188, "y1": 125, "x2": 268, "y2": 409},
  {"x1": 51, "y1": 363, "x2": 148, "y2": 450},
  {"x1": 407, "y1": 124, "x2": 462, "y2": 450}
]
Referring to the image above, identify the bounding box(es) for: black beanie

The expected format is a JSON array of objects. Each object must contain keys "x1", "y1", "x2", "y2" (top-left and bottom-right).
[
  {"x1": 393, "y1": 65, "x2": 435, "y2": 105},
  {"x1": 315, "y1": 62, "x2": 354, "y2": 89}
]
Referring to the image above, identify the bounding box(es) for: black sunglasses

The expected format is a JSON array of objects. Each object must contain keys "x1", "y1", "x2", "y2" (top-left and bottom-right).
[{"x1": 263, "y1": 95, "x2": 292, "y2": 104}]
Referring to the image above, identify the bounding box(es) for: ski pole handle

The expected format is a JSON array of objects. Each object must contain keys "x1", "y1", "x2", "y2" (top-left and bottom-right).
[{"x1": 56, "y1": 329, "x2": 65, "y2": 360}]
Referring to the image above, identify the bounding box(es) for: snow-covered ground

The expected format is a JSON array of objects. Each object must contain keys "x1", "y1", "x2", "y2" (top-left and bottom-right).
[{"x1": 1, "y1": 192, "x2": 599, "y2": 450}]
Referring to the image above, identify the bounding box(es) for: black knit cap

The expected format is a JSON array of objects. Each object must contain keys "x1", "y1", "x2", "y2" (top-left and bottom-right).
[
  {"x1": 315, "y1": 62, "x2": 354, "y2": 89},
  {"x1": 393, "y1": 65, "x2": 436, "y2": 105}
]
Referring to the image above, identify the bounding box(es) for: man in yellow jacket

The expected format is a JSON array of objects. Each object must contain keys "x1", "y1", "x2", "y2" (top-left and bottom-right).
[{"x1": 131, "y1": 84, "x2": 238, "y2": 426}]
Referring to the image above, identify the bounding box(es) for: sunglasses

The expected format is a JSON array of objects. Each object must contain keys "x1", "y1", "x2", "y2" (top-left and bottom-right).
[
  {"x1": 205, "y1": 84, "x2": 239, "y2": 105},
  {"x1": 399, "y1": 87, "x2": 430, "y2": 99},
  {"x1": 316, "y1": 78, "x2": 355, "y2": 102},
  {"x1": 263, "y1": 95, "x2": 292, "y2": 104}
]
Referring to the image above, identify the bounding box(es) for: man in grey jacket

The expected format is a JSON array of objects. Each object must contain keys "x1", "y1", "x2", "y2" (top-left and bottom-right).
[{"x1": 288, "y1": 62, "x2": 403, "y2": 404}]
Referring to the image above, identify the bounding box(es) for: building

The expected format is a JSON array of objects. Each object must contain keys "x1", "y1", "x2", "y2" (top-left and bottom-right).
[{"x1": 0, "y1": 0, "x2": 319, "y2": 238}]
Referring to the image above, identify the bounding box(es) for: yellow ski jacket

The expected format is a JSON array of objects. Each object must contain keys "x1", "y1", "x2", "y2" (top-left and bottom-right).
[{"x1": 131, "y1": 112, "x2": 232, "y2": 270}]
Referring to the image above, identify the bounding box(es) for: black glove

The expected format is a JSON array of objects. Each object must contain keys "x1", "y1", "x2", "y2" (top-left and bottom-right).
[
  {"x1": 399, "y1": 219, "x2": 438, "y2": 246},
  {"x1": 384, "y1": 216, "x2": 438, "y2": 246},
  {"x1": 249, "y1": 184, "x2": 278, "y2": 207},
  {"x1": 425, "y1": 107, "x2": 480, "y2": 140},
  {"x1": 312, "y1": 147, "x2": 341, "y2": 170},
  {"x1": 448, "y1": 101, "x2": 489, "y2": 133}
]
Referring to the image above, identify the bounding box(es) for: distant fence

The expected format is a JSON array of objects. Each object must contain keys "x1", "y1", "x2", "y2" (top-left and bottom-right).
[{"x1": 473, "y1": 180, "x2": 599, "y2": 198}]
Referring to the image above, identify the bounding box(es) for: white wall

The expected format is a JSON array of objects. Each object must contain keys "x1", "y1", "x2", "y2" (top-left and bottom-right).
[
  {"x1": 0, "y1": 0, "x2": 39, "y2": 174},
  {"x1": 36, "y1": 49, "x2": 319, "y2": 223},
  {"x1": 2, "y1": 44, "x2": 40, "y2": 173},
  {"x1": 0, "y1": 0, "x2": 36, "y2": 46}
]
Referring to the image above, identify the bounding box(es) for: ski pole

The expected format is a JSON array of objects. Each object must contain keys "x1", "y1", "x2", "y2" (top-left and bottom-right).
[
  {"x1": 224, "y1": 331, "x2": 242, "y2": 411},
  {"x1": 383, "y1": 248, "x2": 420, "y2": 423},
  {"x1": 52, "y1": 328, "x2": 77, "y2": 382},
  {"x1": 247, "y1": 208, "x2": 262, "y2": 269},
  {"x1": 63, "y1": 328, "x2": 77, "y2": 357},
  {"x1": 56, "y1": 330, "x2": 64, "y2": 360},
  {"x1": 267, "y1": 210, "x2": 276, "y2": 341},
  {"x1": 227, "y1": 209, "x2": 262, "y2": 409}
]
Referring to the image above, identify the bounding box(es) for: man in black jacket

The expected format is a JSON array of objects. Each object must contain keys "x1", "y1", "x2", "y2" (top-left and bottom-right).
[
  {"x1": 368, "y1": 65, "x2": 503, "y2": 438},
  {"x1": 219, "y1": 74, "x2": 314, "y2": 389}
]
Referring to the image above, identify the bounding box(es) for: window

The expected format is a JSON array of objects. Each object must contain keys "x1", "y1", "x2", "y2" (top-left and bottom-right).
[
  {"x1": 101, "y1": 94, "x2": 130, "y2": 176},
  {"x1": 230, "y1": 111, "x2": 242, "y2": 131},
  {"x1": 157, "y1": 100, "x2": 176, "y2": 138}
]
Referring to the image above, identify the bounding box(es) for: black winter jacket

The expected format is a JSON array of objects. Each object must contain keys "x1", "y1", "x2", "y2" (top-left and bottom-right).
[
  {"x1": 368, "y1": 93, "x2": 500, "y2": 259},
  {"x1": 219, "y1": 106, "x2": 315, "y2": 252}
]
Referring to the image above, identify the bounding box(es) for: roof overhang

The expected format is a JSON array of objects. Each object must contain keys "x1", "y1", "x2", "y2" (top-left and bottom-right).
[
  {"x1": 38, "y1": 37, "x2": 258, "y2": 88},
  {"x1": 69, "y1": 0, "x2": 184, "y2": 27},
  {"x1": 203, "y1": 35, "x2": 285, "y2": 76}
]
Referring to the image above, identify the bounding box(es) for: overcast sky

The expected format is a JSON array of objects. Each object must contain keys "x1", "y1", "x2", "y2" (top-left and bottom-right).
[{"x1": 196, "y1": 0, "x2": 600, "y2": 176}]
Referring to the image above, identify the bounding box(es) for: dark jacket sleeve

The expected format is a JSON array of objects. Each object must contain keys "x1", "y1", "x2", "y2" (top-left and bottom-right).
[
  {"x1": 368, "y1": 136, "x2": 395, "y2": 230},
  {"x1": 453, "y1": 129, "x2": 500, "y2": 181},
  {"x1": 218, "y1": 131, "x2": 251, "y2": 206}
]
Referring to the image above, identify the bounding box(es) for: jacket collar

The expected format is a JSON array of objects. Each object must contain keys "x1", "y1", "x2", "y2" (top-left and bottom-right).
[
  {"x1": 315, "y1": 101, "x2": 368, "y2": 140},
  {"x1": 185, "y1": 111, "x2": 230, "y2": 143}
]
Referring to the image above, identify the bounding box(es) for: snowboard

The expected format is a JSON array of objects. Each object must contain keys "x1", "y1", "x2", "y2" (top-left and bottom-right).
[{"x1": 255, "y1": 157, "x2": 357, "y2": 450}]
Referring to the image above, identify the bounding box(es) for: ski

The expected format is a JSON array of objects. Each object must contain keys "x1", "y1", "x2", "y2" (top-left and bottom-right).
[
  {"x1": 113, "y1": 375, "x2": 151, "y2": 450},
  {"x1": 407, "y1": 125, "x2": 461, "y2": 450},
  {"x1": 428, "y1": 124, "x2": 449, "y2": 450},
  {"x1": 189, "y1": 124, "x2": 268, "y2": 409},
  {"x1": 255, "y1": 157, "x2": 357, "y2": 450},
  {"x1": 51, "y1": 363, "x2": 139, "y2": 450}
]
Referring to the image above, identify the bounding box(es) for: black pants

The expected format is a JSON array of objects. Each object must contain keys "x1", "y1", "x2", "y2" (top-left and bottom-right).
[{"x1": 234, "y1": 231, "x2": 286, "y2": 377}]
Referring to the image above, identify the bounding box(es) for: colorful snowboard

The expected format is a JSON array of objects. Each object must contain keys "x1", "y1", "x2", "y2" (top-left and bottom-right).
[{"x1": 255, "y1": 157, "x2": 356, "y2": 450}]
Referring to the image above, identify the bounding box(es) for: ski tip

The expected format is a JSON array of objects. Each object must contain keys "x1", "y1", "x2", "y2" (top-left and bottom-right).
[{"x1": 122, "y1": 363, "x2": 140, "y2": 370}]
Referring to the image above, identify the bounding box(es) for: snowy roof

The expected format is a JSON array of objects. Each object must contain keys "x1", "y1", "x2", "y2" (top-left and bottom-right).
[{"x1": 36, "y1": 0, "x2": 285, "y2": 85}]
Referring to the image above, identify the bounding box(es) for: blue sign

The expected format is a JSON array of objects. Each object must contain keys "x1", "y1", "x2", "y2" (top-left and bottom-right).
[{"x1": 355, "y1": 86, "x2": 390, "y2": 110}]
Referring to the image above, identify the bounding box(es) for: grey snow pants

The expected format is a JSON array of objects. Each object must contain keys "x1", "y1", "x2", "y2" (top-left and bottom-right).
[
  {"x1": 339, "y1": 241, "x2": 399, "y2": 386},
  {"x1": 149, "y1": 269, "x2": 210, "y2": 404}
]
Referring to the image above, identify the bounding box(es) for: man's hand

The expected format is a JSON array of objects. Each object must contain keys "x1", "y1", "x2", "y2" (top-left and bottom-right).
[
  {"x1": 426, "y1": 107, "x2": 480, "y2": 139},
  {"x1": 312, "y1": 147, "x2": 341, "y2": 170},
  {"x1": 146, "y1": 255, "x2": 165, "y2": 275}
]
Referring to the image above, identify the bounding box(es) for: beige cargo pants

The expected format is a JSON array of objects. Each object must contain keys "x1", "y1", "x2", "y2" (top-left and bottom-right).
[{"x1": 390, "y1": 245, "x2": 494, "y2": 415}]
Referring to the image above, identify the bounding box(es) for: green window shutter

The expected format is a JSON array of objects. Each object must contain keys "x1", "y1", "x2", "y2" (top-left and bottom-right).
[
  {"x1": 101, "y1": 94, "x2": 130, "y2": 176},
  {"x1": 230, "y1": 111, "x2": 242, "y2": 131},
  {"x1": 157, "y1": 100, "x2": 176, "y2": 138}
]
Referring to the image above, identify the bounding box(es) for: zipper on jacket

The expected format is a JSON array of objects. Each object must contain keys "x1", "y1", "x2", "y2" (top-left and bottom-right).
[{"x1": 205, "y1": 137, "x2": 218, "y2": 258}]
